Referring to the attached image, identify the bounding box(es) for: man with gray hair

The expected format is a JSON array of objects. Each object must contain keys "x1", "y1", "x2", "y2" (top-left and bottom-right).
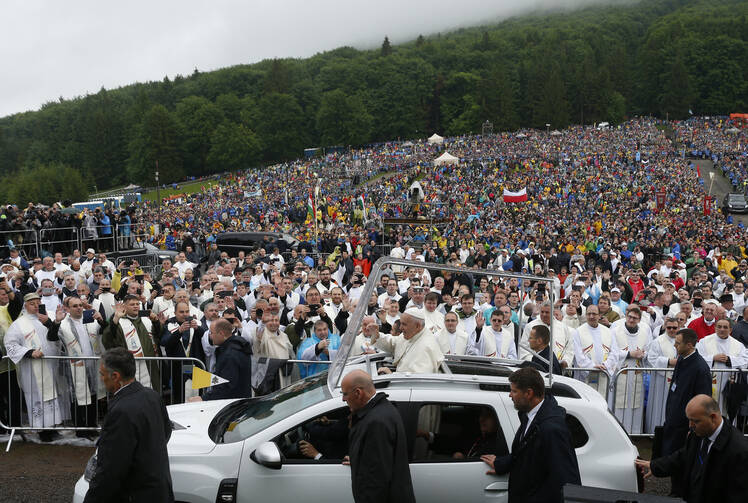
[
  {"x1": 84, "y1": 347, "x2": 173, "y2": 502},
  {"x1": 369, "y1": 308, "x2": 443, "y2": 373}
]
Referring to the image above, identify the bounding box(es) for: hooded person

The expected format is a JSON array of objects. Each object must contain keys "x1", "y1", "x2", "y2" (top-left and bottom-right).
[{"x1": 296, "y1": 319, "x2": 342, "y2": 378}]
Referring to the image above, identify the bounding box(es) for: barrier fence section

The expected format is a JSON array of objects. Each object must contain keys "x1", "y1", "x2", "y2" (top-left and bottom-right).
[
  {"x1": 3, "y1": 353, "x2": 746, "y2": 441},
  {"x1": 610, "y1": 366, "x2": 748, "y2": 437},
  {"x1": 0, "y1": 355, "x2": 332, "y2": 434},
  {"x1": 0, "y1": 225, "x2": 163, "y2": 262},
  {"x1": 0, "y1": 355, "x2": 205, "y2": 435}
]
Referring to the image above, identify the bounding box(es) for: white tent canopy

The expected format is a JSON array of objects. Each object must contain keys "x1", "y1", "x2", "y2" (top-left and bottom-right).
[
  {"x1": 428, "y1": 133, "x2": 444, "y2": 144},
  {"x1": 434, "y1": 151, "x2": 459, "y2": 166},
  {"x1": 550, "y1": 130, "x2": 562, "y2": 136}
]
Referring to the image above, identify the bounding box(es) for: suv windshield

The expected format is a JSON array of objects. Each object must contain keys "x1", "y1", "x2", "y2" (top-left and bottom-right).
[{"x1": 214, "y1": 372, "x2": 330, "y2": 444}]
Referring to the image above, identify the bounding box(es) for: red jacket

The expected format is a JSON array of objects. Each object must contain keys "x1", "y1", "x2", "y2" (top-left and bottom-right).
[{"x1": 687, "y1": 316, "x2": 716, "y2": 340}]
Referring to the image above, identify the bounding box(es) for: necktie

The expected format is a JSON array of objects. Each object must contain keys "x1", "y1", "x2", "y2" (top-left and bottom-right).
[
  {"x1": 518, "y1": 413, "x2": 529, "y2": 442},
  {"x1": 698, "y1": 438, "x2": 710, "y2": 465}
]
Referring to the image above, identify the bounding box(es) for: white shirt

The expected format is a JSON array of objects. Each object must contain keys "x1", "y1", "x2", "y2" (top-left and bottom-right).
[
  {"x1": 524, "y1": 399, "x2": 544, "y2": 436},
  {"x1": 705, "y1": 420, "x2": 723, "y2": 454}
]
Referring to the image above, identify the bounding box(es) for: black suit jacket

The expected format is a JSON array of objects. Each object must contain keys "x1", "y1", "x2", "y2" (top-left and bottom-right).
[
  {"x1": 85, "y1": 381, "x2": 173, "y2": 503},
  {"x1": 532, "y1": 346, "x2": 562, "y2": 375},
  {"x1": 651, "y1": 420, "x2": 748, "y2": 503},
  {"x1": 662, "y1": 350, "x2": 712, "y2": 455},
  {"x1": 492, "y1": 394, "x2": 581, "y2": 503},
  {"x1": 348, "y1": 393, "x2": 415, "y2": 503},
  {"x1": 160, "y1": 320, "x2": 207, "y2": 366}
]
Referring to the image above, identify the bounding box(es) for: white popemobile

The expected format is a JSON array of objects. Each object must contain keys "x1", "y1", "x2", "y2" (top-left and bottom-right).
[{"x1": 74, "y1": 259, "x2": 641, "y2": 502}]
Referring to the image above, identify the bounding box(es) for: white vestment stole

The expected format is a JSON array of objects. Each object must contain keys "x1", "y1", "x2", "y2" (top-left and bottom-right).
[
  {"x1": 16, "y1": 316, "x2": 57, "y2": 401},
  {"x1": 118, "y1": 317, "x2": 154, "y2": 389}
]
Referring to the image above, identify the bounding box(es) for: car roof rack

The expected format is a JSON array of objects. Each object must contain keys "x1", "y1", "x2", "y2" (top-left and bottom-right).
[{"x1": 328, "y1": 256, "x2": 559, "y2": 394}]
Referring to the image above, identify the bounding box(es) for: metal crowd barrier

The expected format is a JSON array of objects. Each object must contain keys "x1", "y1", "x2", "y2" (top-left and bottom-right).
[
  {"x1": 0, "y1": 228, "x2": 38, "y2": 258},
  {"x1": 38, "y1": 226, "x2": 79, "y2": 257},
  {"x1": 0, "y1": 355, "x2": 205, "y2": 439},
  {"x1": 609, "y1": 366, "x2": 748, "y2": 437}
]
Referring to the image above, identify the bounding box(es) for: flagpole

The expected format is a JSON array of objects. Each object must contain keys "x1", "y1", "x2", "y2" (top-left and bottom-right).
[{"x1": 314, "y1": 179, "x2": 320, "y2": 265}]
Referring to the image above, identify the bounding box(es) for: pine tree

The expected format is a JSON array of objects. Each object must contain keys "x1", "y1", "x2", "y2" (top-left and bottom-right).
[{"x1": 381, "y1": 36, "x2": 392, "y2": 56}]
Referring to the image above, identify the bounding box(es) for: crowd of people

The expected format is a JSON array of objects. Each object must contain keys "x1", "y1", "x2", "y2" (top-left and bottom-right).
[{"x1": 1, "y1": 116, "x2": 748, "y2": 446}]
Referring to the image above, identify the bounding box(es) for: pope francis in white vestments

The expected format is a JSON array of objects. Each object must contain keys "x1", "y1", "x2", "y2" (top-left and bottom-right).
[{"x1": 372, "y1": 308, "x2": 444, "y2": 374}]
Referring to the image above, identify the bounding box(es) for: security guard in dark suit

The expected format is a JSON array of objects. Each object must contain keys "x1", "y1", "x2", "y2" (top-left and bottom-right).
[
  {"x1": 482, "y1": 367, "x2": 580, "y2": 503},
  {"x1": 636, "y1": 395, "x2": 748, "y2": 503},
  {"x1": 84, "y1": 348, "x2": 173, "y2": 503}
]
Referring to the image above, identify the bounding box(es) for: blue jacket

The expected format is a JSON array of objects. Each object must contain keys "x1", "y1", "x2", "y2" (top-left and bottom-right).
[{"x1": 296, "y1": 332, "x2": 341, "y2": 378}]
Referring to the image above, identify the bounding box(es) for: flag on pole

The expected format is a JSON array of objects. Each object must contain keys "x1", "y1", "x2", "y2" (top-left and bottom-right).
[
  {"x1": 191, "y1": 367, "x2": 229, "y2": 389},
  {"x1": 307, "y1": 193, "x2": 316, "y2": 220},
  {"x1": 503, "y1": 188, "x2": 528, "y2": 203},
  {"x1": 696, "y1": 164, "x2": 701, "y2": 178},
  {"x1": 357, "y1": 194, "x2": 366, "y2": 218}
]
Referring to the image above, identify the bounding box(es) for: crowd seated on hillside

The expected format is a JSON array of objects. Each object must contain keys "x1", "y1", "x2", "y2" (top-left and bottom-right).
[{"x1": 3, "y1": 116, "x2": 748, "y2": 439}]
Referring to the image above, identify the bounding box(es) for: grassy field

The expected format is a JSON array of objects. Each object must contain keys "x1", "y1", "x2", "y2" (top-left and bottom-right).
[{"x1": 141, "y1": 180, "x2": 216, "y2": 201}]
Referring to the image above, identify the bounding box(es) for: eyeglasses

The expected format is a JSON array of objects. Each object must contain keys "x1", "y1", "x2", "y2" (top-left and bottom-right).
[{"x1": 666, "y1": 326, "x2": 678, "y2": 330}]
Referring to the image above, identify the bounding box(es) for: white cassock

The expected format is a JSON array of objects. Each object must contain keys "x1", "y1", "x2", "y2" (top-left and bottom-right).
[
  {"x1": 573, "y1": 323, "x2": 619, "y2": 399},
  {"x1": 458, "y1": 312, "x2": 477, "y2": 339},
  {"x1": 3, "y1": 314, "x2": 65, "y2": 428},
  {"x1": 424, "y1": 309, "x2": 445, "y2": 337},
  {"x1": 57, "y1": 315, "x2": 105, "y2": 406},
  {"x1": 467, "y1": 326, "x2": 497, "y2": 357},
  {"x1": 520, "y1": 319, "x2": 574, "y2": 368},
  {"x1": 645, "y1": 334, "x2": 677, "y2": 433},
  {"x1": 151, "y1": 296, "x2": 173, "y2": 315},
  {"x1": 437, "y1": 327, "x2": 469, "y2": 356},
  {"x1": 481, "y1": 325, "x2": 516, "y2": 359},
  {"x1": 696, "y1": 334, "x2": 748, "y2": 413},
  {"x1": 350, "y1": 333, "x2": 380, "y2": 357},
  {"x1": 97, "y1": 292, "x2": 117, "y2": 320},
  {"x1": 40, "y1": 294, "x2": 61, "y2": 316},
  {"x1": 611, "y1": 321, "x2": 652, "y2": 434},
  {"x1": 253, "y1": 328, "x2": 295, "y2": 386},
  {"x1": 375, "y1": 327, "x2": 444, "y2": 373}
]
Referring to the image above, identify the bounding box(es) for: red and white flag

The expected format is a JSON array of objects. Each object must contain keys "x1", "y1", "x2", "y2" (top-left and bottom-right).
[{"x1": 503, "y1": 188, "x2": 528, "y2": 203}]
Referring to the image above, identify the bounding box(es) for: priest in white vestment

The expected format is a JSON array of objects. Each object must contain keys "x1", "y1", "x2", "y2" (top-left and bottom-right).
[
  {"x1": 695, "y1": 318, "x2": 748, "y2": 413},
  {"x1": 423, "y1": 292, "x2": 445, "y2": 336},
  {"x1": 644, "y1": 317, "x2": 679, "y2": 433},
  {"x1": 3, "y1": 293, "x2": 66, "y2": 429},
  {"x1": 572, "y1": 304, "x2": 619, "y2": 399},
  {"x1": 51, "y1": 296, "x2": 105, "y2": 431},
  {"x1": 253, "y1": 313, "x2": 295, "y2": 386},
  {"x1": 610, "y1": 306, "x2": 653, "y2": 434},
  {"x1": 478, "y1": 310, "x2": 516, "y2": 359},
  {"x1": 372, "y1": 308, "x2": 444, "y2": 374},
  {"x1": 436, "y1": 311, "x2": 469, "y2": 356}
]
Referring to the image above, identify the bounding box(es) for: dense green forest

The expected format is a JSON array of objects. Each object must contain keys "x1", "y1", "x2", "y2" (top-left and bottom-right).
[{"x1": 0, "y1": 0, "x2": 746, "y2": 204}]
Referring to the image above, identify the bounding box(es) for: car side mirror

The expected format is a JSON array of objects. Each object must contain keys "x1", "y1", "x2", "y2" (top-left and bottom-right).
[{"x1": 251, "y1": 441, "x2": 282, "y2": 470}]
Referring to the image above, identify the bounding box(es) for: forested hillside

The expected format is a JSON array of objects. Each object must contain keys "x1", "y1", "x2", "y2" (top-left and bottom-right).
[{"x1": 0, "y1": 0, "x2": 745, "y2": 204}]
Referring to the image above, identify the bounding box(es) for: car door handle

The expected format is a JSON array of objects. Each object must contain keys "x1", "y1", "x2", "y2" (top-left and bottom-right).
[{"x1": 485, "y1": 481, "x2": 509, "y2": 491}]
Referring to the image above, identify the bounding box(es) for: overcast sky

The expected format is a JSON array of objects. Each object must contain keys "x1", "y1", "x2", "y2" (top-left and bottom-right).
[{"x1": 0, "y1": 0, "x2": 625, "y2": 118}]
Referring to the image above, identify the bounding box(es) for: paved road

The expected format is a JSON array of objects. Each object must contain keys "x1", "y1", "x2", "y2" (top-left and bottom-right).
[
  {"x1": 1, "y1": 437, "x2": 669, "y2": 500},
  {"x1": 0, "y1": 440, "x2": 93, "y2": 502},
  {"x1": 695, "y1": 159, "x2": 748, "y2": 226}
]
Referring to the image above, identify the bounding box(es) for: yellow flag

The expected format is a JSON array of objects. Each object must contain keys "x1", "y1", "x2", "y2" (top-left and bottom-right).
[{"x1": 192, "y1": 366, "x2": 229, "y2": 390}]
